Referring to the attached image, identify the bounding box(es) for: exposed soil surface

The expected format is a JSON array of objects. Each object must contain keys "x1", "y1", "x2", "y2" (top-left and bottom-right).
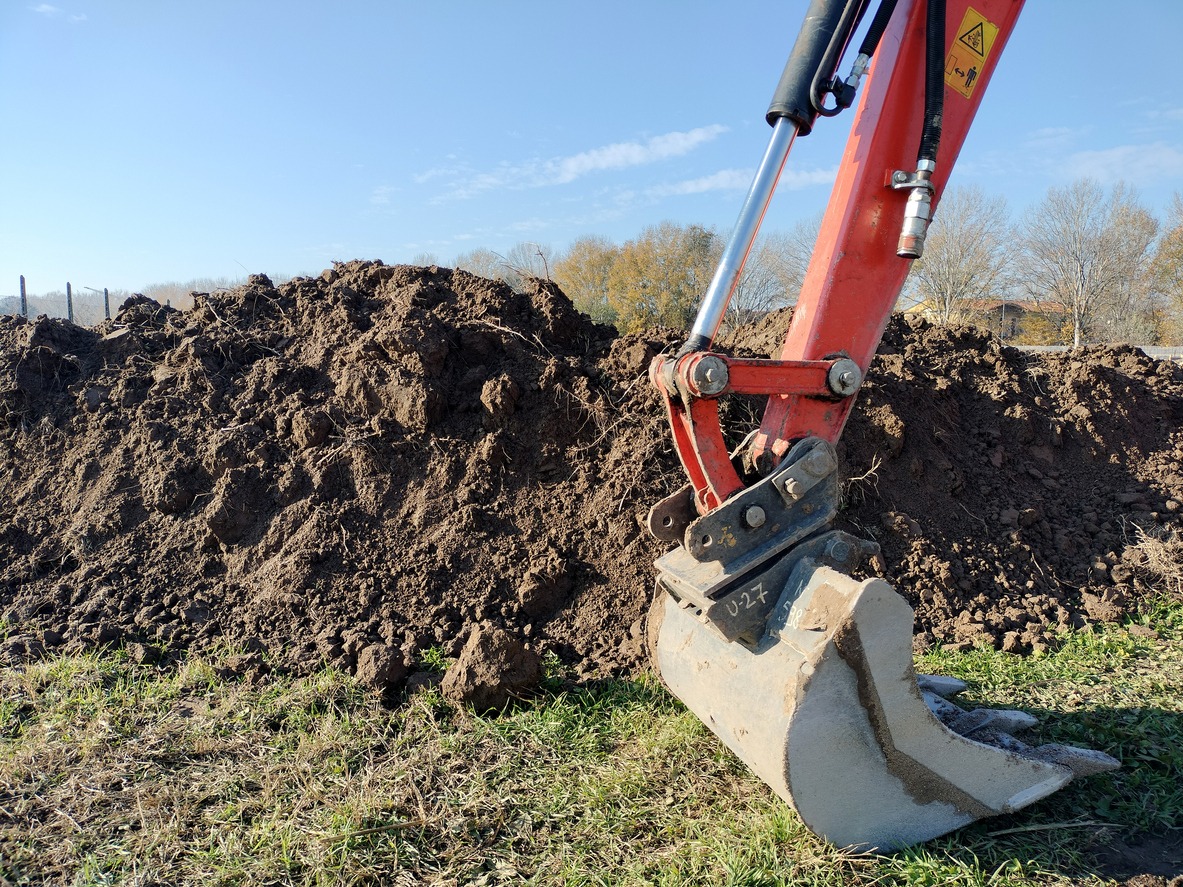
[{"x1": 3, "y1": 261, "x2": 1182, "y2": 687}]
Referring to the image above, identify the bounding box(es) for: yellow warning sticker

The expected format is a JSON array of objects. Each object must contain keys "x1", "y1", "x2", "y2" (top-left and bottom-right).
[{"x1": 945, "y1": 6, "x2": 999, "y2": 99}]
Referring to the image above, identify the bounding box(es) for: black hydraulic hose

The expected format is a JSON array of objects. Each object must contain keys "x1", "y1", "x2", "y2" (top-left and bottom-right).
[
  {"x1": 808, "y1": 0, "x2": 868, "y2": 115},
  {"x1": 919, "y1": 0, "x2": 945, "y2": 164},
  {"x1": 857, "y1": 0, "x2": 899, "y2": 58}
]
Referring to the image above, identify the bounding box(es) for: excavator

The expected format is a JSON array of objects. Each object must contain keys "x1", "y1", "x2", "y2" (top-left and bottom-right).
[{"x1": 645, "y1": 0, "x2": 1120, "y2": 851}]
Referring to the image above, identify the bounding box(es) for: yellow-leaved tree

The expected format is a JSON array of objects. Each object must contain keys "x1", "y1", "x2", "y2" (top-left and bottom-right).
[
  {"x1": 552, "y1": 235, "x2": 619, "y2": 326},
  {"x1": 1150, "y1": 192, "x2": 1183, "y2": 344},
  {"x1": 606, "y1": 222, "x2": 721, "y2": 334}
]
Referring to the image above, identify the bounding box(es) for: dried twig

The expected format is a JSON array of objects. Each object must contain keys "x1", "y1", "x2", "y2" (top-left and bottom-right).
[{"x1": 987, "y1": 820, "x2": 1114, "y2": 837}]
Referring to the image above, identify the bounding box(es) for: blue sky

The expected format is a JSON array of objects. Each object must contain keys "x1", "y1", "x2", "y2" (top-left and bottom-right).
[{"x1": 4, "y1": 1, "x2": 1183, "y2": 295}]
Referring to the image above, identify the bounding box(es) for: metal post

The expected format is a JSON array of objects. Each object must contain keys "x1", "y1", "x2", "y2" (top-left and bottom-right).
[
  {"x1": 85, "y1": 285, "x2": 110, "y2": 321},
  {"x1": 19, "y1": 275, "x2": 27, "y2": 317},
  {"x1": 66, "y1": 282, "x2": 74, "y2": 323}
]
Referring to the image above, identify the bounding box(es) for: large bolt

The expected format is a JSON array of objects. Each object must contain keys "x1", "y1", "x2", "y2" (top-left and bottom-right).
[
  {"x1": 690, "y1": 355, "x2": 729, "y2": 397},
  {"x1": 826, "y1": 537, "x2": 854, "y2": 564},
  {"x1": 827, "y1": 359, "x2": 862, "y2": 397},
  {"x1": 801, "y1": 446, "x2": 837, "y2": 477},
  {"x1": 743, "y1": 505, "x2": 766, "y2": 529}
]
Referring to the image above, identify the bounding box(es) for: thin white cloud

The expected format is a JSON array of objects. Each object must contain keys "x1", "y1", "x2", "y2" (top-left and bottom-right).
[
  {"x1": 507, "y1": 217, "x2": 549, "y2": 233},
  {"x1": 647, "y1": 168, "x2": 752, "y2": 197},
  {"x1": 30, "y1": 4, "x2": 86, "y2": 22},
  {"x1": 1023, "y1": 125, "x2": 1086, "y2": 152},
  {"x1": 780, "y1": 165, "x2": 840, "y2": 189},
  {"x1": 413, "y1": 155, "x2": 466, "y2": 185},
  {"x1": 545, "y1": 125, "x2": 728, "y2": 185},
  {"x1": 1065, "y1": 142, "x2": 1183, "y2": 185},
  {"x1": 647, "y1": 164, "x2": 836, "y2": 198},
  {"x1": 1146, "y1": 106, "x2": 1183, "y2": 122},
  {"x1": 369, "y1": 185, "x2": 396, "y2": 205},
  {"x1": 424, "y1": 125, "x2": 729, "y2": 201}
]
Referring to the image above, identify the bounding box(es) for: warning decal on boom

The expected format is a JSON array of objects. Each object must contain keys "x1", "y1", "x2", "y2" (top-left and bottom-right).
[
  {"x1": 945, "y1": 7, "x2": 999, "y2": 99},
  {"x1": 959, "y1": 22, "x2": 986, "y2": 55}
]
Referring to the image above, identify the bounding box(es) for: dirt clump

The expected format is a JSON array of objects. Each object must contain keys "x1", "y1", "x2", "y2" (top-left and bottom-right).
[
  {"x1": 440, "y1": 623, "x2": 542, "y2": 711},
  {"x1": 827, "y1": 315, "x2": 1183, "y2": 654},
  {"x1": 2, "y1": 263, "x2": 1182, "y2": 688},
  {"x1": 355, "y1": 643, "x2": 409, "y2": 692}
]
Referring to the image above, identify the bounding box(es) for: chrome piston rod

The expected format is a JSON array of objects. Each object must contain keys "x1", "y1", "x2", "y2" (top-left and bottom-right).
[{"x1": 685, "y1": 116, "x2": 799, "y2": 351}]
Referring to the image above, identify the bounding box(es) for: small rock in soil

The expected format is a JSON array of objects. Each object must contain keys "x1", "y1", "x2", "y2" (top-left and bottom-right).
[{"x1": 126, "y1": 642, "x2": 162, "y2": 665}]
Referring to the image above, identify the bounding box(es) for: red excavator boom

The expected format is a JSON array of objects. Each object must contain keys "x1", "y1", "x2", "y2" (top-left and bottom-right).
[{"x1": 645, "y1": 0, "x2": 1119, "y2": 851}]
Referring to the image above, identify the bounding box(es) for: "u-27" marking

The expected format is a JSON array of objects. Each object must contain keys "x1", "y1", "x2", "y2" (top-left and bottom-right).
[{"x1": 725, "y1": 582, "x2": 768, "y2": 617}]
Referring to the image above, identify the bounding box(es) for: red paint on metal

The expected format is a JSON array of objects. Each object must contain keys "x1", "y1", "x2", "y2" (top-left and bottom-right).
[{"x1": 755, "y1": 0, "x2": 1023, "y2": 459}]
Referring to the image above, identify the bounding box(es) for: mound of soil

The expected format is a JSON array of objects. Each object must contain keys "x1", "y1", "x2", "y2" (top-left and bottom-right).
[
  {"x1": 2, "y1": 262, "x2": 1182, "y2": 684},
  {"x1": 835, "y1": 317, "x2": 1183, "y2": 654}
]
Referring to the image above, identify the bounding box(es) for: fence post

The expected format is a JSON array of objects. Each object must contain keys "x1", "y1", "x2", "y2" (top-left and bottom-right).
[
  {"x1": 20, "y1": 275, "x2": 27, "y2": 317},
  {"x1": 67, "y1": 282, "x2": 74, "y2": 323},
  {"x1": 104, "y1": 287, "x2": 110, "y2": 319}
]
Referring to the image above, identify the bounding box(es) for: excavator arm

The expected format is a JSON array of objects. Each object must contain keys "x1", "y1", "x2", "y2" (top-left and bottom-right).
[{"x1": 646, "y1": 0, "x2": 1119, "y2": 852}]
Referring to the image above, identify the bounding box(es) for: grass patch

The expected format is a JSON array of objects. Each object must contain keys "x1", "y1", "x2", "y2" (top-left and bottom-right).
[{"x1": 1, "y1": 607, "x2": 1180, "y2": 885}]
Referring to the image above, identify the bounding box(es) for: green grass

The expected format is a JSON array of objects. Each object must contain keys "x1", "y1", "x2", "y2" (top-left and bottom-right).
[{"x1": 0, "y1": 605, "x2": 1180, "y2": 886}]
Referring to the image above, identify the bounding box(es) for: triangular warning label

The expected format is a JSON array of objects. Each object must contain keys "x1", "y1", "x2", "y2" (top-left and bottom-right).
[{"x1": 959, "y1": 22, "x2": 985, "y2": 55}]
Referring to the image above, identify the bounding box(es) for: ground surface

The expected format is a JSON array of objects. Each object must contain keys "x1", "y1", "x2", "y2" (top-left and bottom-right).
[
  {"x1": 2, "y1": 262, "x2": 1182, "y2": 683},
  {"x1": 2, "y1": 613, "x2": 1181, "y2": 885}
]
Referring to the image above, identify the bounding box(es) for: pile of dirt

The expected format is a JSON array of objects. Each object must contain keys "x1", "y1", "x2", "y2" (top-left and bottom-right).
[
  {"x1": 2, "y1": 262, "x2": 1182, "y2": 690},
  {"x1": 833, "y1": 316, "x2": 1183, "y2": 653},
  {"x1": 0, "y1": 263, "x2": 678, "y2": 688}
]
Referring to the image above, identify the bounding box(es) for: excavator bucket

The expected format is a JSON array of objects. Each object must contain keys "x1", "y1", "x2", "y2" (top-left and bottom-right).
[{"x1": 649, "y1": 563, "x2": 1119, "y2": 852}]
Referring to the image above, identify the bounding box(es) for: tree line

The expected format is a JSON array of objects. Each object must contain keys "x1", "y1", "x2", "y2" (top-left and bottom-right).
[
  {"x1": 423, "y1": 216, "x2": 820, "y2": 337},
  {"x1": 429, "y1": 177, "x2": 1183, "y2": 347},
  {"x1": 911, "y1": 179, "x2": 1182, "y2": 346},
  {"x1": 10, "y1": 177, "x2": 1180, "y2": 346}
]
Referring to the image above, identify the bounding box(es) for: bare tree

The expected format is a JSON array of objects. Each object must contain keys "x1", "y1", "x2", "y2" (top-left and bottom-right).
[
  {"x1": 1019, "y1": 179, "x2": 1158, "y2": 347},
  {"x1": 452, "y1": 243, "x2": 553, "y2": 293},
  {"x1": 500, "y1": 241, "x2": 554, "y2": 292},
  {"x1": 1091, "y1": 193, "x2": 1160, "y2": 343},
  {"x1": 724, "y1": 214, "x2": 822, "y2": 333},
  {"x1": 452, "y1": 248, "x2": 503, "y2": 281},
  {"x1": 142, "y1": 276, "x2": 243, "y2": 311},
  {"x1": 410, "y1": 251, "x2": 440, "y2": 266},
  {"x1": 907, "y1": 186, "x2": 1010, "y2": 323}
]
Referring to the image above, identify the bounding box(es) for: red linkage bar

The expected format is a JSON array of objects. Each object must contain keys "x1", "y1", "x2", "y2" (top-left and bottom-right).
[
  {"x1": 715, "y1": 358, "x2": 835, "y2": 397},
  {"x1": 652, "y1": 353, "x2": 844, "y2": 512}
]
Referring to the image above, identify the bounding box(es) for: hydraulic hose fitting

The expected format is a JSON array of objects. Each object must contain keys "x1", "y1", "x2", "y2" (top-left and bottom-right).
[
  {"x1": 891, "y1": 160, "x2": 936, "y2": 259},
  {"x1": 842, "y1": 53, "x2": 871, "y2": 97}
]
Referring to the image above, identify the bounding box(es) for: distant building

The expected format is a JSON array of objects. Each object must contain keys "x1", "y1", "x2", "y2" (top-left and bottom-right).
[{"x1": 902, "y1": 298, "x2": 1067, "y2": 343}]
